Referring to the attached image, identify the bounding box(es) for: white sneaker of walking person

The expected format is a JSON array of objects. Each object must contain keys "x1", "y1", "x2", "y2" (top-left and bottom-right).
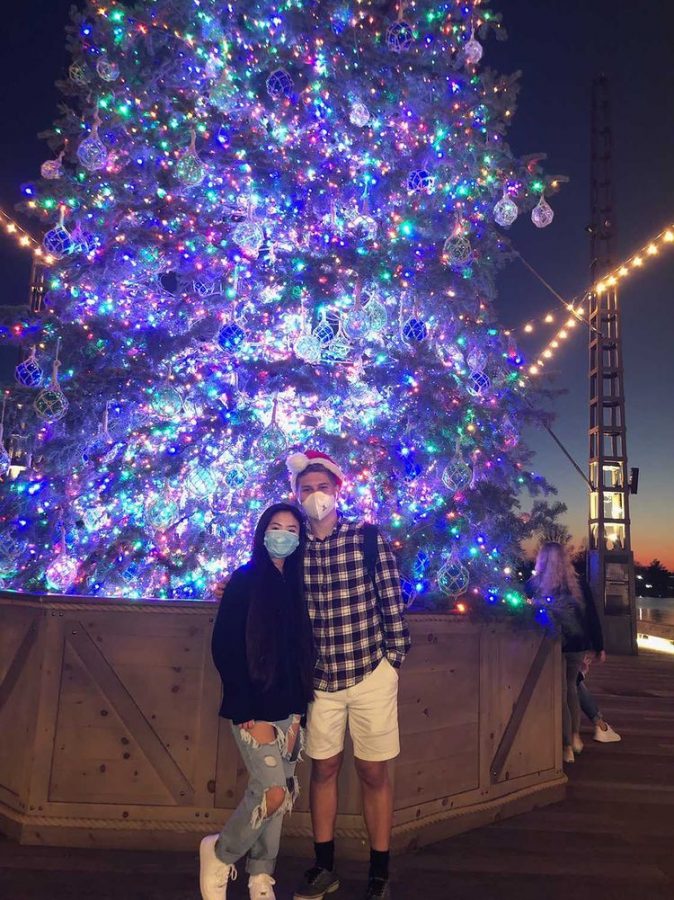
[
  {"x1": 572, "y1": 734, "x2": 584, "y2": 754},
  {"x1": 199, "y1": 834, "x2": 237, "y2": 900},
  {"x1": 249, "y1": 873, "x2": 277, "y2": 899},
  {"x1": 594, "y1": 720, "x2": 621, "y2": 742},
  {"x1": 562, "y1": 746, "x2": 575, "y2": 764}
]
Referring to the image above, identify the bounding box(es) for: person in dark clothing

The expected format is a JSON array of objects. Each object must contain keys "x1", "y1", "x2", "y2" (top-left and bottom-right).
[
  {"x1": 527, "y1": 542, "x2": 605, "y2": 764},
  {"x1": 199, "y1": 503, "x2": 315, "y2": 900}
]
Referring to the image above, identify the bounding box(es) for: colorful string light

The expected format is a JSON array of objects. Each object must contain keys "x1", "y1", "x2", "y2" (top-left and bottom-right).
[
  {"x1": 529, "y1": 223, "x2": 674, "y2": 373},
  {"x1": 0, "y1": 206, "x2": 55, "y2": 265}
]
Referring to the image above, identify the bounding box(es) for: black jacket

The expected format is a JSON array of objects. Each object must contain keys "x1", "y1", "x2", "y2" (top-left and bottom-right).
[
  {"x1": 526, "y1": 577, "x2": 604, "y2": 654},
  {"x1": 211, "y1": 563, "x2": 313, "y2": 724}
]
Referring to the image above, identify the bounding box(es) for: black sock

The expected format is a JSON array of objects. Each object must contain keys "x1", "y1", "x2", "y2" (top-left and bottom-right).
[
  {"x1": 369, "y1": 849, "x2": 390, "y2": 881},
  {"x1": 314, "y1": 840, "x2": 335, "y2": 872}
]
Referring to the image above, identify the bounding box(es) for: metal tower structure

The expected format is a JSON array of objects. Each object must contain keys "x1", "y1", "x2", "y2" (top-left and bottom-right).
[{"x1": 587, "y1": 75, "x2": 637, "y2": 655}]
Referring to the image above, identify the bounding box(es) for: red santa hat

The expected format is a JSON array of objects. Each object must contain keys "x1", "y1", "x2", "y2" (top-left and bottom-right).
[{"x1": 286, "y1": 449, "x2": 345, "y2": 495}]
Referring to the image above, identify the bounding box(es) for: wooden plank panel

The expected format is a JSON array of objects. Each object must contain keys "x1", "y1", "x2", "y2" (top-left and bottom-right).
[{"x1": 49, "y1": 641, "x2": 175, "y2": 806}]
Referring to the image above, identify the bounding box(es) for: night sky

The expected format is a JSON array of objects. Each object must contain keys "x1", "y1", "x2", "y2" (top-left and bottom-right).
[{"x1": 1, "y1": 1, "x2": 672, "y2": 567}]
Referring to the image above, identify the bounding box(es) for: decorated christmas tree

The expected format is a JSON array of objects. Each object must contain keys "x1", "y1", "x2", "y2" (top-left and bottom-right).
[{"x1": 0, "y1": 0, "x2": 560, "y2": 608}]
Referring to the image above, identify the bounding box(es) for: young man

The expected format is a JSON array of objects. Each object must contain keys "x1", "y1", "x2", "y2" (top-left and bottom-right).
[{"x1": 287, "y1": 450, "x2": 411, "y2": 900}]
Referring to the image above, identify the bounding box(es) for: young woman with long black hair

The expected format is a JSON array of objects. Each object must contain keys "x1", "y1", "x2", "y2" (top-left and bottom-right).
[{"x1": 199, "y1": 503, "x2": 315, "y2": 900}]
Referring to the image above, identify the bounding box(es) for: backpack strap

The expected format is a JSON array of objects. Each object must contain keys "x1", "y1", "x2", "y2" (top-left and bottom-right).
[{"x1": 362, "y1": 523, "x2": 381, "y2": 601}]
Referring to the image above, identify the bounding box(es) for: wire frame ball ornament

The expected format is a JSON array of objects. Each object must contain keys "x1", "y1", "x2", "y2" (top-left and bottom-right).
[
  {"x1": 463, "y1": 29, "x2": 484, "y2": 65},
  {"x1": 266, "y1": 68, "x2": 294, "y2": 100},
  {"x1": 255, "y1": 422, "x2": 288, "y2": 460},
  {"x1": 43, "y1": 214, "x2": 75, "y2": 259},
  {"x1": 294, "y1": 332, "x2": 323, "y2": 364},
  {"x1": 186, "y1": 464, "x2": 217, "y2": 498},
  {"x1": 145, "y1": 493, "x2": 180, "y2": 530},
  {"x1": 442, "y1": 233, "x2": 472, "y2": 267},
  {"x1": 232, "y1": 220, "x2": 265, "y2": 256},
  {"x1": 35, "y1": 341, "x2": 69, "y2": 423},
  {"x1": 312, "y1": 314, "x2": 335, "y2": 347},
  {"x1": 69, "y1": 62, "x2": 91, "y2": 85},
  {"x1": 96, "y1": 57, "x2": 120, "y2": 81},
  {"x1": 41, "y1": 151, "x2": 64, "y2": 181},
  {"x1": 387, "y1": 20, "x2": 414, "y2": 53},
  {"x1": 15, "y1": 349, "x2": 43, "y2": 388},
  {"x1": 493, "y1": 190, "x2": 519, "y2": 228},
  {"x1": 46, "y1": 553, "x2": 80, "y2": 592},
  {"x1": 531, "y1": 194, "x2": 555, "y2": 228},
  {"x1": 344, "y1": 305, "x2": 371, "y2": 341},
  {"x1": 217, "y1": 321, "x2": 247, "y2": 356},
  {"x1": 363, "y1": 296, "x2": 388, "y2": 334},
  {"x1": 467, "y1": 370, "x2": 491, "y2": 396},
  {"x1": 442, "y1": 459, "x2": 473, "y2": 492},
  {"x1": 402, "y1": 316, "x2": 428, "y2": 344},
  {"x1": 406, "y1": 169, "x2": 435, "y2": 194},
  {"x1": 77, "y1": 120, "x2": 108, "y2": 172},
  {"x1": 350, "y1": 101, "x2": 371, "y2": 127},
  {"x1": 150, "y1": 385, "x2": 184, "y2": 419},
  {"x1": 223, "y1": 463, "x2": 248, "y2": 490},
  {"x1": 437, "y1": 558, "x2": 470, "y2": 597},
  {"x1": 176, "y1": 132, "x2": 206, "y2": 186}
]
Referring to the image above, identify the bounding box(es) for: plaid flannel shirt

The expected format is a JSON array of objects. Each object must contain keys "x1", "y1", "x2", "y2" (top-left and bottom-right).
[{"x1": 304, "y1": 519, "x2": 411, "y2": 692}]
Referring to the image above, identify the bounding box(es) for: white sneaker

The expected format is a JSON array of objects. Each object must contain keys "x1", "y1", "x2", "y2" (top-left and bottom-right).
[
  {"x1": 563, "y1": 745, "x2": 575, "y2": 764},
  {"x1": 572, "y1": 735, "x2": 584, "y2": 754},
  {"x1": 199, "y1": 834, "x2": 237, "y2": 900},
  {"x1": 249, "y1": 873, "x2": 277, "y2": 900},
  {"x1": 594, "y1": 722, "x2": 621, "y2": 743}
]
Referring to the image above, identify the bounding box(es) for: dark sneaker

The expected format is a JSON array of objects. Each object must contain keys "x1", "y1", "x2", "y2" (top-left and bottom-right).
[
  {"x1": 293, "y1": 865, "x2": 340, "y2": 899},
  {"x1": 363, "y1": 878, "x2": 391, "y2": 899}
]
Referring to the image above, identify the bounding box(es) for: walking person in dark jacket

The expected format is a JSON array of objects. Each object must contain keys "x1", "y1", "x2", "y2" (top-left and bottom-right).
[
  {"x1": 199, "y1": 503, "x2": 315, "y2": 900},
  {"x1": 528, "y1": 542, "x2": 605, "y2": 765}
]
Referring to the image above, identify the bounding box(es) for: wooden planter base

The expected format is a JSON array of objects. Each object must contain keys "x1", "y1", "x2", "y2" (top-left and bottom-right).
[{"x1": 0, "y1": 594, "x2": 565, "y2": 854}]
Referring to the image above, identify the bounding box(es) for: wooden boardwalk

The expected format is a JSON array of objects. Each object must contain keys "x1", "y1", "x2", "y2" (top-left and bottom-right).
[{"x1": 2, "y1": 649, "x2": 673, "y2": 900}]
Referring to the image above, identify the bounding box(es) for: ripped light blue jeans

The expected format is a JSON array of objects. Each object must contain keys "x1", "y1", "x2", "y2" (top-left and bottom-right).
[{"x1": 215, "y1": 714, "x2": 303, "y2": 876}]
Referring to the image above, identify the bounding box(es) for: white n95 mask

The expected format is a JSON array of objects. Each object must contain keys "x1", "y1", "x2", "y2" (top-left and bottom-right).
[{"x1": 302, "y1": 491, "x2": 336, "y2": 521}]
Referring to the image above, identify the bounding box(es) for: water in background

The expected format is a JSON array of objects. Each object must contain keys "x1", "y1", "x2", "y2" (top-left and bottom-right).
[{"x1": 637, "y1": 597, "x2": 674, "y2": 626}]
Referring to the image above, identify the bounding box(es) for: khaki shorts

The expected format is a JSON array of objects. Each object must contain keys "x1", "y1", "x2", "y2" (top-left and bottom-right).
[{"x1": 305, "y1": 657, "x2": 400, "y2": 762}]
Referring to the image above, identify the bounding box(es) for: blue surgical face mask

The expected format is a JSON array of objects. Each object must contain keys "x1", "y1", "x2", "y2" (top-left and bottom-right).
[{"x1": 264, "y1": 529, "x2": 300, "y2": 559}]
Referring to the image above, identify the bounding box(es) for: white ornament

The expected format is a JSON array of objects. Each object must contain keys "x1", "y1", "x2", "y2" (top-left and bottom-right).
[
  {"x1": 46, "y1": 554, "x2": 79, "y2": 592},
  {"x1": 532, "y1": 195, "x2": 554, "y2": 228},
  {"x1": 294, "y1": 333, "x2": 323, "y2": 364},
  {"x1": 232, "y1": 221, "x2": 264, "y2": 255},
  {"x1": 443, "y1": 233, "x2": 472, "y2": 267},
  {"x1": 442, "y1": 460, "x2": 473, "y2": 492},
  {"x1": 494, "y1": 191, "x2": 518, "y2": 228},
  {"x1": 350, "y1": 102, "x2": 371, "y2": 127},
  {"x1": 464, "y1": 29, "x2": 484, "y2": 66}
]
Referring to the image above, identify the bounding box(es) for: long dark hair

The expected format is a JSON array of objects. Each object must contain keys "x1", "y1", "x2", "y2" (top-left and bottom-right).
[{"x1": 245, "y1": 503, "x2": 315, "y2": 701}]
